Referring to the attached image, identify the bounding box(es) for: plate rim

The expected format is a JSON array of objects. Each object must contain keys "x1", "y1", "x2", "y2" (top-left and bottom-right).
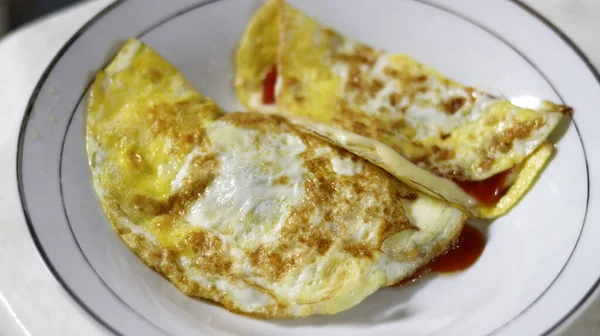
[
  {"x1": 500, "y1": 1, "x2": 600, "y2": 334},
  {"x1": 16, "y1": 3, "x2": 126, "y2": 336},
  {"x1": 15, "y1": 0, "x2": 600, "y2": 335}
]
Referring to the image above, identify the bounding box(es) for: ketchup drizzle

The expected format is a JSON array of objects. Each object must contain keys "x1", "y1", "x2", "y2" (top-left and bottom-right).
[
  {"x1": 454, "y1": 169, "x2": 513, "y2": 206},
  {"x1": 394, "y1": 223, "x2": 486, "y2": 287},
  {"x1": 262, "y1": 66, "x2": 278, "y2": 105}
]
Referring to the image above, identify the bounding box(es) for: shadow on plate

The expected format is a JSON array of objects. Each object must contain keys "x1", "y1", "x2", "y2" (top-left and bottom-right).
[{"x1": 270, "y1": 275, "x2": 435, "y2": 327}]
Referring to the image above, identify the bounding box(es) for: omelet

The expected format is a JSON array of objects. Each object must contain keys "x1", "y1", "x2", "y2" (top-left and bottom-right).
[
  {"x1": 87, "y1": 39, "x2": 466, "y2": 317},
  {"x1": 234, "y1": 0, "x2": 570, "y2": 218}
]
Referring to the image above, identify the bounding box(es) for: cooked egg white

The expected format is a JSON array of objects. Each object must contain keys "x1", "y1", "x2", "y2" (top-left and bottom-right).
[
  {"x1": 234, "y1": 0, "x2": 569, "y2": 218},
  {"x1": 87, "y1": 39, "x2": 466, "y2": 317}
]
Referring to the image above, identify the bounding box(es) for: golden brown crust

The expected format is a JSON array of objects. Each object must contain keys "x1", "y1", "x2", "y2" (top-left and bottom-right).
[
  {"x1": 130, "y1": 154, "x2": 218, "y2": 218},
  {"x1": 116, "y1": 227, "x2": 290, "y2": 318},
  {"x1": 179, "y1": 230, "x2": 234, "y2": 277},
  {"x1": 490, "y1": 119, "x2": 543, "y2": 154},
  {"x1": 443, "y1": 97, "x2": 467, "y2": 115}
]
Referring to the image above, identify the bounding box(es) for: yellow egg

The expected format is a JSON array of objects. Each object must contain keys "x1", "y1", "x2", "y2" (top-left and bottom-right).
[
  {"x1": 234, "y1": 0, "x2": 569, "y2": 218},
  {"x1": 87, "y1": 39, "x2": 466, "y2": 317}
]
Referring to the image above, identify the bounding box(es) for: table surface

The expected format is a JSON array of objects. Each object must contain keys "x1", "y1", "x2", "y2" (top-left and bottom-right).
[{"x1": 1, "y1": 1, "x2": 599, "y2": 335}]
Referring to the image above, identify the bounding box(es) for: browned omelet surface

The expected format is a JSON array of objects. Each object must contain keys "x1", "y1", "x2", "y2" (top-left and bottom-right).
[
  {"x1": 87, "y1": 39, "x2": 466, "y2": 317},
  {"x1": 234, "y1": 0, "x2": 569, "y2": 218}
]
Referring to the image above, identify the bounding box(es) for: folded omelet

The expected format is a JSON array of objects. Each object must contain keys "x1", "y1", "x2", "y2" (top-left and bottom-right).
[
  {"x1": 234, "y1": 0, "x2": 570, "y2": 218},
  {"x1": 87, "y1": 39, "x2": 466, "y2": 317}
]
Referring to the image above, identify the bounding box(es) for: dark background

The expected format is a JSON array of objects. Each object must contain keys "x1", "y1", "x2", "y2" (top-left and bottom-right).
[{"x1": 4, "y1": 0, "x2": 84, "y2": 32}]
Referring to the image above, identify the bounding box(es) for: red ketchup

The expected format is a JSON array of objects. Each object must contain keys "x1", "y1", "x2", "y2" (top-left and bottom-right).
[
  {"x1": 262, "y1": 66, "x2": 278, "y2": 105},
  {"x1": 454, "y1": 169, "x2": 513, "y2": 206},
  {"x1": 395, "y1": 223, "x2": 486, "y2": 287}
]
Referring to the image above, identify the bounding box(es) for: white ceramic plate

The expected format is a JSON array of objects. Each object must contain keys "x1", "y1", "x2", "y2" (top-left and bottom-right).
[{"x1": 16, "y1": 0, "x2": 600, "y2": 335}]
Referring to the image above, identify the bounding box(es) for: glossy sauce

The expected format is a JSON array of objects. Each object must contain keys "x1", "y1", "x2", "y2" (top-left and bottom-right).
[
  {"x1": 454, "y1": 169, "x2": 513, "y2": 206},
  {"x1": 262, "y1": 66, "x2": 278, "y2": 104},
  {"x1": 394, "y1": 223, "x2": 486, "y2": 287}
]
